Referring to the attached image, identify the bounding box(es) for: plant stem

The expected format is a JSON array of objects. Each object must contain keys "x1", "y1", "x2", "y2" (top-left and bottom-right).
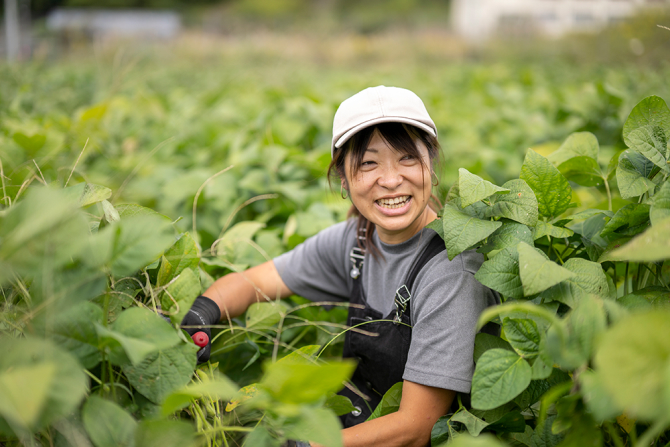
[
  {"x1": 603, "y1": 176, "x2": 612, "y2": 212},
  {"x1": 605, "y1": 421, "x2": 625, "y2": 447},
  {"x1": 613, "y1": 264, "x2": 618, "y2": 298},
  {"x1": 637, "y1": 418, "x2": 669, "y2": 447},
  {"x1": 624, "y1": 263, "x2": 630, "y2": 296}
]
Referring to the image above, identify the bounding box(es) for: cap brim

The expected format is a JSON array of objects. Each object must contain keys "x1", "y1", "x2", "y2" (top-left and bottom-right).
[{"x1": 333, "y1": 117, "x2": 437, "y2": 155}]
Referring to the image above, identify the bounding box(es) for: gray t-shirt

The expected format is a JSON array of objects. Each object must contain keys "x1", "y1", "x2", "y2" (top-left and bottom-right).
[{"x1": 273, "y1": 219, "x2": 499, "y2": 393}]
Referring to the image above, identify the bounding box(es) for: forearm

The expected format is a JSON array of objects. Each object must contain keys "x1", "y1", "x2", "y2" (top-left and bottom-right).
[
  {"x1": 202, "y1": 260, "x2": 292, "y2": 322},
  {"x1": 341, "y1": 410, "x2": 434, "y2": 447}
]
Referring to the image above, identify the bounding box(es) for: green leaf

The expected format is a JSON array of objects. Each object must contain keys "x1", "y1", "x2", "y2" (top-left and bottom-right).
[
  {"x1": 284, "y1": 407, "x2": 343, "y2": 447},
  {"x1": 101, "y1": 200, "x2": 120, "y2": 223},
  {"x1": 474, "y1": 332, "x2": 514, "y2": 364},
  {"x1": 96, "y1": 324, "x2": 158, "y2": 366},
  {"x1": 626, "y1": 125, "x2": 670, "y2": 173},
  {"x1": 325, "y1": 394, "x2": 357, "y2": 416},
  {"x1": 502, "y1": 318, "x2": 541, "y2": 360},
  {"x1": 45, "y1": 301, "x2": 103, "y2": 369},
  {"x1": 448, "y1": 434, "x2": 507, "y2": 447},
  {"x1": 623, "y1": 95, "x2": 670, "y2": 147},
  {"x1": 616, "y1": 150, "x2": 656, "y2": 199},
  {"x1": 487, "y1": 179, "x2": 539, "y2": 227},
  {"x1": 548, "y1": 132, "x2": 599, "y2": 167},
  {"x1": 115, "y1": 203, "x2": 172, "y2": 221},
  {"x1": 13, "y1": 131, "x2": 46, "y2": 152},
  {"x1": 533, "y1": 222, "x2": 574, "y2": 241},
  {"x1": 520, "y1": 150, "x2": 572, "y2": 219},
  {"x1": 277, "y1": 345, "x2": 321, "y2": 364},
  {"x1": 123, "y1": 343, "x2": 198, "y2": 404},
  {"x1": 163, "y1": 268, "x2": 201, "y2": 325},
  {"x1": 517, "y1": 242, "x2": 575, "y2": 296},
  {"x1": 579, "y1": 370, "x2": 620, "y2": 423},
  {"x1": 451, "y1": 408, "x2": 490, "y2": 436},
  {"x1": 607, "y1": 216, "x2": 670, "y2": 262},
  {"x1": 471, "y1": 349, "x2": 532, "y2": 410},
  {"x1": 367, "y1": 382, "x2": 403, "y2": 421},
  {"x1": 539, "y1": 258, "x2": 610, "y2": 307},
  {"x1": 82, "y1": 396, "x2": 137, "y2": 447},
  {"x1": 216, "y1": 221, "x2": 266, "y2": 263},
  {"x1": 594, "y1": 309, "x2": 670, "y2": 421},
  {"x1": 158, "y1": 233, "x2": 200, "y2": 286},
  {"x1": 530, "y1": 354, "x2": 553, "y2": 380},
  {"x1": 474, "y1": 246, "x2": 524, "y2": 299},
  {"x1": 0, "y1": 363, "x2": 56, "y2": 431},
  {"x1": 650, "y1": 180, "x2": 670, "y2": 226},
  {"x1": 442, "y1": 202, "x2": 502, "y2": 261},
  {"x1": 478, "y1": 221, "x2": 534, "y2": 255},
  {"x1": 554, "y1": 151, "x2": 603, "y2": 187},
  {"x1": 134, "y1": 420, "x2": 199, "y2": 447},
  {"x1": 95, "y1": 214, "x2": 176, "y2": 277},
  {"x1": 617, "y1": 286, "x2": 670, "y2": 311},
  {"x1": 458, "y1": 168, "x2": 510, "y2": 208},
  {"x1": 64, "y1": 183, "x2": 112, "y2": 207},
  {"x1": 600, "y1": 203, "x2": 650, "y2": 239},
  {"x1": 260, "y1": 360, "x2": 355, "y2": 404},
  {"x1": 161, "y1": 376, "x2": 238, "y2": 415},
  {"x1": 477, "y1": 302, "x2": 561, "y2": 332},
  {"x1": 244, "y1": 426, "x2": 279, "y2": 447},
  {"x1": 246, "y1": 301, "x2": 288, "y2": 329},
  {"x1": 0, "y1": 337, "x2": 87, "y2": 433},
  {"x1": 531, "y1": 415, "x2": 563, "y2": 447}
]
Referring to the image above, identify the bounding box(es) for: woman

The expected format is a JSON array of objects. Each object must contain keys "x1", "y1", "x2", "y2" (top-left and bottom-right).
[{"x1": 182, "y1": 86, "x2": 500, "y2": 446}]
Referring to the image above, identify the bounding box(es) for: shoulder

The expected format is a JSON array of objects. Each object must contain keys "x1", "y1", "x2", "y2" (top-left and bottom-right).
[{"x1": 416, "y1": 228, "x2": 485, "y2": 277}]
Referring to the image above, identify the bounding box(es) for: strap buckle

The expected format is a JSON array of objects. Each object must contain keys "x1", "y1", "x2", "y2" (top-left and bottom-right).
[
  {"x1": 349, "y1": 247, "x2": 365, "y2": 279},
  {"x1": 394, "y1": 285, "x2": 411, "y2": 323}
]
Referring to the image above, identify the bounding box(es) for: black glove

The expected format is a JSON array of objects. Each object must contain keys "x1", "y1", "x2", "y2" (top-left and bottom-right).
[{"x1": 181, "y1": 295, "x2": 221, "y2": 363}]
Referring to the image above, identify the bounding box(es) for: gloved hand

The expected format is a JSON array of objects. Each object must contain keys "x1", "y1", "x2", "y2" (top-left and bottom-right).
[{"x1": 181, "y1": 295, "x2": 221, "y2": 363}]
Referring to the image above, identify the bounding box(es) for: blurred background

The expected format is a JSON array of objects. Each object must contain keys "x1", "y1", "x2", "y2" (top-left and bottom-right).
[{"x1": 2, "y1": 0, "x2": 670, "y2": 256}]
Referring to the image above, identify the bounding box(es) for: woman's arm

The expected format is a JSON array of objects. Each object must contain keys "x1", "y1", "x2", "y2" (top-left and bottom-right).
[
  {"x1": 314, "y1": 381, "x2": 455, "y2": 447},
  {"x1": 202, "y1": 260, "x2": 293, "y2": 322}
]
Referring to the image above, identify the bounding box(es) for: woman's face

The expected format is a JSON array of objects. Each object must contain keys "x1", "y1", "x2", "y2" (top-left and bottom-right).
[{"x1": 343, "y1": 130, "x2": 437, "y2": 244}]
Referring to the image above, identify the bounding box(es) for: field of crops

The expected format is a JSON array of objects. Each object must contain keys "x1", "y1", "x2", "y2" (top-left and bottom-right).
[{"x1": 1, "y1": 37, "x2": 670, "y2": 447}]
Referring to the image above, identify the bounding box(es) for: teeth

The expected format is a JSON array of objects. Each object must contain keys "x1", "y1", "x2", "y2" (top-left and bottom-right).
[{"x1": 377, "y1": 196, "x2": 410, "y2": 208}]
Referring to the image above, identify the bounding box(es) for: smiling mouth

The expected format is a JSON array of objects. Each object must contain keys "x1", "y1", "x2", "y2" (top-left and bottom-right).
[{"x1": 376, "y1": 195, "x2": 411, "y2": 209}]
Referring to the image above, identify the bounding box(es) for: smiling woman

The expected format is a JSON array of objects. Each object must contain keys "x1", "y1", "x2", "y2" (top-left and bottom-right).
[{"x1": 184, "y1": 86, "x2": 501, "y2": 447}]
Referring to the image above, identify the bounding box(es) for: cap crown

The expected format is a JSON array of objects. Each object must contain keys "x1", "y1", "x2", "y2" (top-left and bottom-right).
[{"x1": 331, "y1": 86, "x2": 437, "y2": 156}]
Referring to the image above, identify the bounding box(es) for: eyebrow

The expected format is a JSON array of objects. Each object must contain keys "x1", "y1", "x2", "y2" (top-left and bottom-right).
[{"x1": 364, "y1": 148, "x2": 379, "y2": 153}]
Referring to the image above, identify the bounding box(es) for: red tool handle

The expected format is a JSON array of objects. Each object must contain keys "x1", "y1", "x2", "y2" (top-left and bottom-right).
[{"x1": 191, "y1": 331, "x2": 209, "y2": 348}]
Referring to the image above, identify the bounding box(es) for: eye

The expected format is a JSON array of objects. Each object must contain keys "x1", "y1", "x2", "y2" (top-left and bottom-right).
[
  {"x1": 401, "y1": 154, "x2": 415, "y2": 161},
  {"x1": 361, "y1": 160, "x2": 376, "y2": 166}
]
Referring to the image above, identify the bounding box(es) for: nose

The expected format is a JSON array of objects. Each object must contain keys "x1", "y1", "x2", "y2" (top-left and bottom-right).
[{"x1": 377, "y1": 164, "x2": 403, "y2": 189}]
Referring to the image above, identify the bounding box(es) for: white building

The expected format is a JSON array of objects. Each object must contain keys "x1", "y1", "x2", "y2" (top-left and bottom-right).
[{"x1": 451, "y1": 0, "x2": 669, "y2": 42}]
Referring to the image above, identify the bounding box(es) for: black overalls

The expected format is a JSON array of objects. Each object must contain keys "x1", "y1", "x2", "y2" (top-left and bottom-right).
[{"x1": 337, "y1": 231, "x2": 447, "y2": 428}]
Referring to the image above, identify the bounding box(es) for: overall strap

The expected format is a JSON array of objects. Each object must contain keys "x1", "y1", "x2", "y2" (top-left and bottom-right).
[{"x1": 394, "y1": 233, "x2": 446, "y2": 323}]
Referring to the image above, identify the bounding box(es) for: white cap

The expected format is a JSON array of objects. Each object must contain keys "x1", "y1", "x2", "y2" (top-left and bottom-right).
[{"x1": 331, "y1": 85, "x2": 437, "y2": 157}]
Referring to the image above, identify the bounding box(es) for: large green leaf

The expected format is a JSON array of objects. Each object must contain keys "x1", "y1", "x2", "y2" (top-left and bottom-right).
[
  {"x1": 157, "y1": 232, "x2": 200, "y2": 286},
  {"x1": 533, "y1": 222, "x2": 573, "y2": 241},
  {"x1": 0, "y1": 337, "x2": 87, "y2": 434},
  {"x1": 549, "y1": 132, "x2": 603, "y2": 187},
  {"x1": 502, "y1": 318, "x2": 540, "y2": 360},
  {"x1": 246, "y1": 301, "x2": 289, "y2": 329},
  {"x1": 0, "y1": 363, "x2": 55, "y2": 431},
  {"x1": 594, "y1": 310, "x2": 670, "y2": 421},
  {"x1": 44, "y1": 301, "x2": 103, "y2": 369},
  {"x1": 548, "y1": 132, "x2": 599, "y2": 166},
  {"x1": 259, "y1": 360, "x2": 355, "y2": 404},
  {"x1": 134, "y1": 420, "x2": 199, "y2": 447},
  {"x1": 123, "y1": 343, "x2": 198, "y2": 404},
  {"x1": 161, "y1": 376, "x2": 238, "y2": 415},
  {"x1": 607, "y1": 216, "x2": 670, "y2": 262},
  {"x1": 651, "y1": 180, "x2": 670, "y2": 225},
  {"x1": 474, "y1": 246, "x2": 524, "y2": 299},
  {"x1": 94, "y1": 214, "x2": 176, "y2": 277},
  {"x1": 623, "y1": 95, "x2": 670, "y2": 147},
  {"x1": 474, "y1": 333, "x2": 514, "y2": 363},
  {"x1": 284, "y1": 407, "x2": 343, "y2": 447},
  {"x1": 442, "y1": 202, "x2": 502, "y2": 261},
  {"x1": 367, "y1": 382, "x2": 403, "y2": 421},
  {"x1": 451, "y1": 408, "x2": 490, "y2": 436},
  {"x1": 64, "y1": 183, "x2": 112, "y2": 208},
  {"x1": 579, "y1": 370, "x2": 621, "y2": 423},
  {"x1": 616, "y1": 150, "x2": 656, "y2": 199},
  {"x1": 471, "y1": 349, "x2": 531, "y2": 410},
  {"x1": 520, "y1": 150, "x2": 572, "y2": 219},
  {"x1": 625, "y1": 125, "x2": 670, "y2": 173},
  {"x1": 517, "y1": 242, "x2": 575, "y2": 296},
  {"x1": 487, "y1": 179, "x2": 539, "y2": 227},
  {"x1": 163, "y1": 268, "x2": 201, "y2": 325},
  {"x1": 617, "y1": 286, "x2": 670, "y2": 311},
  {"x1": 0, "y1": 187, "x2": 89, "y2": 284},
  {"x1": 478, "y1": 221, "x2": 534, "y2": 255},
  {"x1": 539, "y1": 258, "x2": 609, "y2": 307},
  {"x1": 600, "y1": 203, "x2": 650, "y2": 239},
  {"x1": 82, "y1": 396, "x2": 137, "y2": 447},
  {"x1": 458, "y1": 168, "x2": 510, "y2": 208}
]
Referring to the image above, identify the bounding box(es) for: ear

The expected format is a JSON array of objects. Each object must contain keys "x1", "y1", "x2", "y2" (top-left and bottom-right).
[{"x1": 340, "y1": 177, "x2": 348, "y2": 191}]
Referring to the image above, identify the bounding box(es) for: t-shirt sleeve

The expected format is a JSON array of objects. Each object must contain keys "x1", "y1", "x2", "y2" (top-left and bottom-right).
[
  {"x1": 402, "y1": 250, "x2": 499, "y2": 393},
  {"x1": 273, "y1": 220, "x2": 355, "y2": 303}
]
